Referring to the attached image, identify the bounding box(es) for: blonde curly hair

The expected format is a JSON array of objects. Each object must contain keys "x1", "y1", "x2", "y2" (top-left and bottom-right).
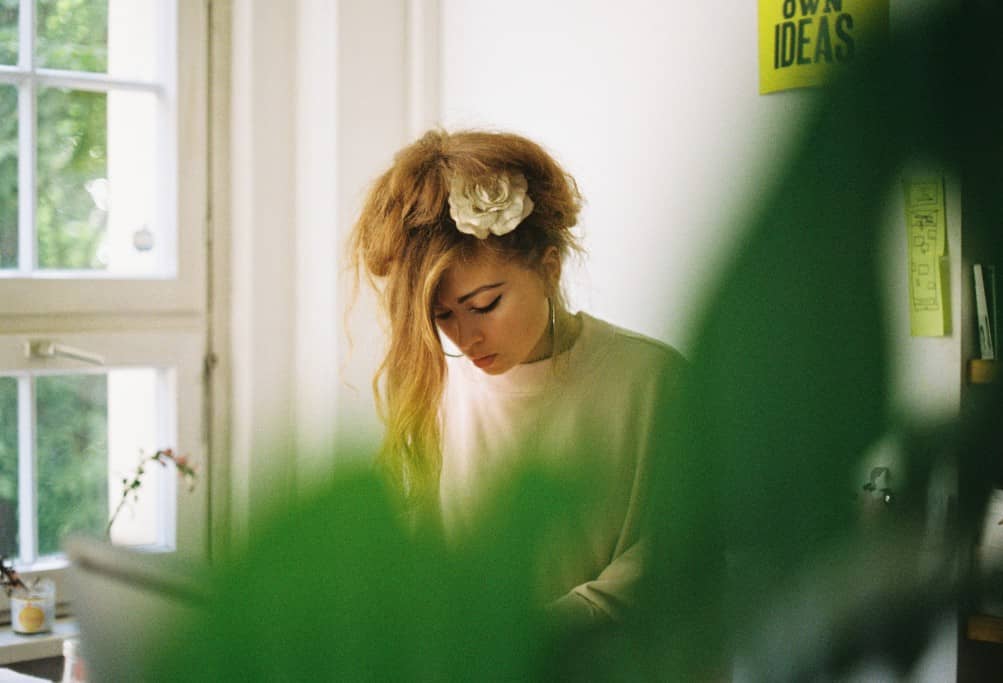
[{"x1": 350, "y1": 128, "x2": 583, "y2": 508}]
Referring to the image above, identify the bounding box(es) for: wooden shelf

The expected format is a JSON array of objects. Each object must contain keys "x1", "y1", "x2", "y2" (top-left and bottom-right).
[
  {"x1": 968, "y1": 614, "x2": 1003, "y2": 644},
  {"x1": 969, "y1": 359, "x2": 999, "y2": 384}
]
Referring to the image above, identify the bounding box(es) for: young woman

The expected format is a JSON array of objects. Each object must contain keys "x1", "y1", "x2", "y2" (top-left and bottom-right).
[{"x1": 350, "y1": 129, "x2": 684, "y2": 630}]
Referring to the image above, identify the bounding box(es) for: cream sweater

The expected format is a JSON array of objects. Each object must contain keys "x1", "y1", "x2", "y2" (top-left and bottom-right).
[{"x1": 439, "y1": 312, "x2": 684, "y2": 627}]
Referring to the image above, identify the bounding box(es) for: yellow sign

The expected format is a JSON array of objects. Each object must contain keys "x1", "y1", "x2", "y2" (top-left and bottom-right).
[
  {"x1": 904, "y1": 178, "x2": 950, "y2": 337},
  {"x1": 758, "y1": 0, "x2": 889, "y2": 94}
]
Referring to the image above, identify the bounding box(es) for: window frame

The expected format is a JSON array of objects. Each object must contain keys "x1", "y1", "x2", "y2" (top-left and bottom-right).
[
  {"x1": 0, "y1": 328, "x2": 207, "y2": 609},
  {"x1": 0, "y1": 0, "x2": 206, "y2": 316},
  {"x1": 0, "y1": 0, "x2": 211, "y2": 621}
]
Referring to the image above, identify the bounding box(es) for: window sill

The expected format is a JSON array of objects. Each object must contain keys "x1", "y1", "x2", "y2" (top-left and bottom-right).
[{"x1": 0, "y1": 618, "x2": 78, "y2": 666}]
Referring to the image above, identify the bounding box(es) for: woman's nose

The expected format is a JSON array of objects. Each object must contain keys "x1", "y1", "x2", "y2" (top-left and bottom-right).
[{"x1": 456, "y1": 317, "x2": 483, "y2": 353}]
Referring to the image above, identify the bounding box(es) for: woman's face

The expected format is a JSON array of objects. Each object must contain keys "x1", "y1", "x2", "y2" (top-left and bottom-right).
[{"x1": 433, "y1": 249, "x2": 555, "y2": 375}]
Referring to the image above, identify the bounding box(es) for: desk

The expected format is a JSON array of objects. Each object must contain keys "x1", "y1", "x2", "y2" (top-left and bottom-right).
[{"x1": 0, "y1": 618, "x2": 77, "y2": 667}]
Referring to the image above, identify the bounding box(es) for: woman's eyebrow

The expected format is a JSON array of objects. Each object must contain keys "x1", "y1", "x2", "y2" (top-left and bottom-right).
[{"x1": 457, "y1": 282, "x2": 504, "y2": 304}]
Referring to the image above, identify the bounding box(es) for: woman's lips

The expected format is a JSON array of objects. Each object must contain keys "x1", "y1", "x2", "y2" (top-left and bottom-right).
[{"x1": 472, "y1": 354, "x2": 497, "y2": 369}]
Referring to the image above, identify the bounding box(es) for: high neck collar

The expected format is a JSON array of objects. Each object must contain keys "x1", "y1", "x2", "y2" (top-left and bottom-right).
[{"x1": 449, "y1": 312, "x2": 599, "y2": 395}]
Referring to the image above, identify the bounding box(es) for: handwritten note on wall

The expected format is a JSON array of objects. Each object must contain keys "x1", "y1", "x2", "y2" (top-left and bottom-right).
[
  {"x1": 903, "y1": 178, "x2": 950, "y2": 337},
  {"x1": 758, "y1": 0, "x2": 889, "y2": 94}
]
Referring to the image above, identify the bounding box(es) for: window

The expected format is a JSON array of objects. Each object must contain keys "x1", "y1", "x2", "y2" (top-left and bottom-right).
[
  {"x1": 2, "y1": 0, "x2": 178, "y2": 279},
  {"x1": 0, "y1": 338, "x2": 203, "y2": 561},
  {"x1": 0, "y1": 0, "x2": 205, "y2": 313},
  {"x1": 0, "y1": 0, "x2": 209, "y2": 610}
]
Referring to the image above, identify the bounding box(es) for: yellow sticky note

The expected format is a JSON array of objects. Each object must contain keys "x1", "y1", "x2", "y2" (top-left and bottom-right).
[
  {"x1": 904, "y1": 178, "x2": 950, "y2": 337},
  {"x1": 758, "y1": 0, "x2": 890, "y2": 94}
]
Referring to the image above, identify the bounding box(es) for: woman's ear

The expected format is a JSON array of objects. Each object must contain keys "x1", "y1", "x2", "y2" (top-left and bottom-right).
[{"x1": 541, "y1": 246, "x2": 561, "y2": 289}]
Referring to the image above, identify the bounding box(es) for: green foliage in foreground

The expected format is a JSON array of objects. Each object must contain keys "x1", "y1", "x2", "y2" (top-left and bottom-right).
[
  {"x1": 141, "y1": 468, "x2": 585, "y2": 681},
  {"x1": 131, "y1": 5, "x2": 1002, "y2": 681}
]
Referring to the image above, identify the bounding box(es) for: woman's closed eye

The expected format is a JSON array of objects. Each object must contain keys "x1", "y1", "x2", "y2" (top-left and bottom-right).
[
  {"x1": 433, "y1": 294, "x2": 501, "y2": 320},
  {"x1": 471, "y1": 295, "x2": 502, "y2": 314}
]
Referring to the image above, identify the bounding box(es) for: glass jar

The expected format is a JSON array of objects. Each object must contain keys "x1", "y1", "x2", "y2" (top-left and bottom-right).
[{"x1": 10, "y1": 577, "x2": 55, "y2": 634}]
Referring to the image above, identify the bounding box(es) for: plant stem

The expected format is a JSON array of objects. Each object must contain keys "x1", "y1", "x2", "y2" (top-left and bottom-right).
[{"x1": 106, "y1": 493, "x2": 131, "y2": 538}]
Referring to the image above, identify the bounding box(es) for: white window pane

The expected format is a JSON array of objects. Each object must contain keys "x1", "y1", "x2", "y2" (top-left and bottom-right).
[
  {"x1": 105, "y1": 90, "x2": 162, "y2": 276},
  {"x1": 0, "y1": 83, "x2": 15, "y2": 270},
  {"x1": 36, "y1": 87, "x2": 163, "y2": 275},
  {"x1": 36, "y1": 373, "x2": 108, "y2": 556},
  {"x1": 36, "y1": 87, "x2": 108, "y2": 271},
  {"x1": 35, "y1": 373, "x2": 106, "y2": 553},
  {"x1": 36, "y1": 0, "x2": 163, "y2": 82},
  {"x1": 107, "y1": 368, "x2": 165, "y2": 547},
  {"x1": 35, "y1": 0, "x2": 108, "y2": 73},
  {"x1": 107, "y1": 0, "x2": 161, "y2": 82},
  {"x1": 0, "y1": 375, "x2": 17, "y2": 558},
  {"x1": 34, "y1": 368, "x2": 172, "y2": 558},
  {"x1": 0, "y1": 0, "x2": 15, "y2": 66}
]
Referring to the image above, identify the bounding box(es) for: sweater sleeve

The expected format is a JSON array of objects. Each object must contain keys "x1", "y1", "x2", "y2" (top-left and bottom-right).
[
  {"x1": 546, "y1": 340, "x2": 681, "y2": 631},
  {"x1": 547, "y1": 540, "x2": 647, "y2": 628},
  {"x1": 545, "y1": 388, "x2": 656, "y2": 629}
]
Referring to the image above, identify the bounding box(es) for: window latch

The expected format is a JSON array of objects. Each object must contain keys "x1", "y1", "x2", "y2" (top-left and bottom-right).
[{"x1": 24, "y1": 340, "x2": 106, "y2": 366}]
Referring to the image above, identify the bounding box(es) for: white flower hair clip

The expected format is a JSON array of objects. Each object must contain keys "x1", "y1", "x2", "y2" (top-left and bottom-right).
[{"x1": 447, "y1": 171, "x2": 534, "y2": 239}]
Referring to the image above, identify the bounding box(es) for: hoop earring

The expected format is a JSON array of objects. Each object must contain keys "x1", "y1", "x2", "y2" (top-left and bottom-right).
[
  {"x1": 439, "y1": 330, "x2": 463, "y2": 358},
  {"x1": 548, "y1": 297, "x2": 557, "y2": 353}
]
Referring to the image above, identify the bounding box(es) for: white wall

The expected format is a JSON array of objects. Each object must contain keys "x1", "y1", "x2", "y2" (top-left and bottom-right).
[
  {"x1": 294, "y1": 0, "x2": 410, "y2": 477},
  {"x1": 440, "y1": 1, "x2": 813, "y2": 353},
  {"x1": 227, "y1": 0, "x2": 415, "y2": 529},
  {"x1": 229, "y1": 0, "x2": 298, "y2": 542}
]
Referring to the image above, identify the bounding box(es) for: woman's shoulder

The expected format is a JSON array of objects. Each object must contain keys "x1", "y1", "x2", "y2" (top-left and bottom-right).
[{"x1": 576, "y1": 313, "x2": 686, "y2": 375}]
